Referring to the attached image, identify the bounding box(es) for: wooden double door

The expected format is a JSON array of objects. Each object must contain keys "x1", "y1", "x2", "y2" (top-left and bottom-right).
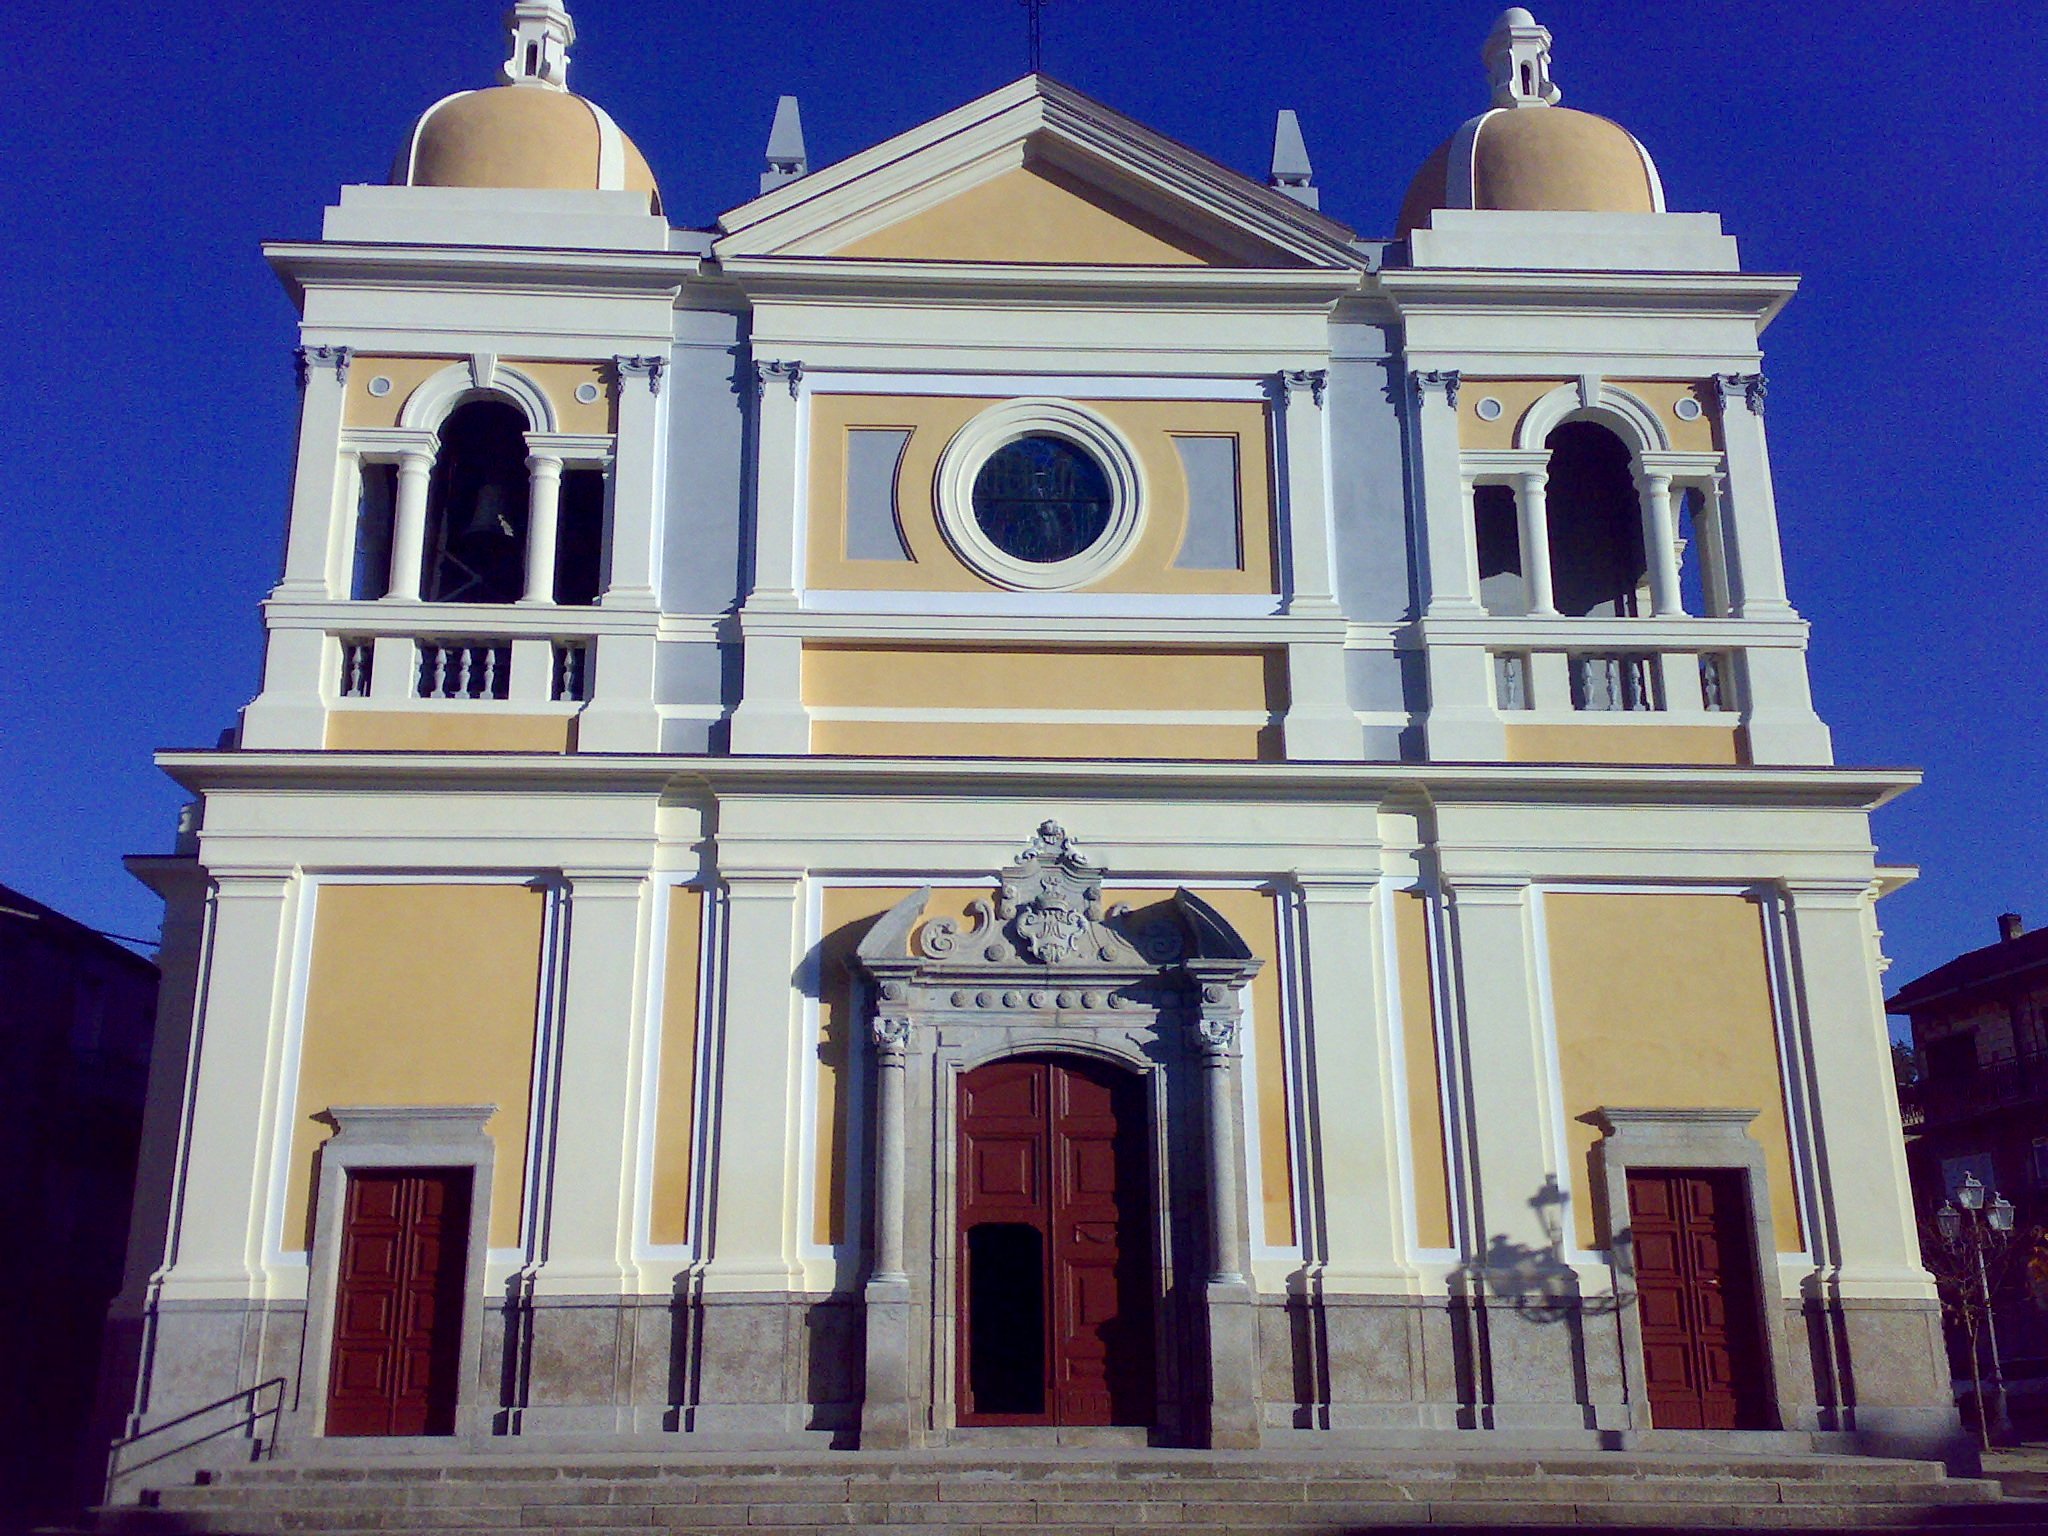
[
  {"x1": 956, "y1": 1055, "x2": 1155, "y2": 1426},
  {"x1": 1627, "y1": 1167, "x2": 1771, "y2": 1429},
  {"x1": 325, "y1": 1168, "x2": 471, "y2": 1437}
]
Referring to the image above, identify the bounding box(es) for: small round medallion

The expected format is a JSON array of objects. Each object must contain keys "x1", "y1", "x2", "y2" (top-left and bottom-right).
[
  {"x1": 1674, "y1": 396, "x2": 1703, "y2": 421},
  {"x1": 367, "y1": 375, "x2": 393, "y2": 398},
  {"x1": 1475, "y1": 396, "x2": 1504, "y2": 421},
  {"x1": 575, "y1": 381, "x2": 602, "y2": 405}
]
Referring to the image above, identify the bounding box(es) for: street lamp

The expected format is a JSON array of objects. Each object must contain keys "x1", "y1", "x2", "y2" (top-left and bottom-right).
[{"x1": 1934, "y1": 1173, "x2": 2015, "y2": 1444}]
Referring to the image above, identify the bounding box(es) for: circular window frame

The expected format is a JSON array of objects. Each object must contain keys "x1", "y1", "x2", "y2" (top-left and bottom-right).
[{"x1": 934, "y1": 398, "x2": 1145, "y2": 591}]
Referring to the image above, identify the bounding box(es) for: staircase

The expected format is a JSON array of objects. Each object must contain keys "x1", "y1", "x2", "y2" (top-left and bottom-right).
[{"x1": 80, "y1": 1447, "x2": 2045, "y2": 1534}]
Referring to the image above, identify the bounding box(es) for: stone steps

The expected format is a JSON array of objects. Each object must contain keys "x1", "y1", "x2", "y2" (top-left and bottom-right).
[{"x1": 91, "y1": 1450, "x2": 2040, "y2": 1535}]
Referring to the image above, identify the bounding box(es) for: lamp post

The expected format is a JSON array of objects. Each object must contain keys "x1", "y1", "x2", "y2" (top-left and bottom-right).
[{"x1": 1935, "y1": 1172, "x2": 2016, "y2": 1445}]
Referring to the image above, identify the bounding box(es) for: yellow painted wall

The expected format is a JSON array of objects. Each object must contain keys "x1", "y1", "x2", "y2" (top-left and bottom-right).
[
  {"x1": 325, "y1": 711, "x2": 576, "y2": 753},
  {"x1": 802, "y1": 644, "x2": 1286, "y2": 762},
  {"x1": 1544, "y1": 892, "x2": 1802, "y2": 1252},
  {"x1": 805, "y1": 395, "x2": 1276, "y2": 595},
  {"x1": 1611, "y1": 379, "x2": 1722, "y2": 453},
  {"x1": 1505, "y1": 723, "x2": 1743, "y2": 766},
  {"x1": 1459, "y1": 376, "x2": 1721, "y2": 452},
  {"x1": 811, "y1": 883, "x2": 1293, "y2": 1248},
  {"x1": 344, "y1": 355, "x2": 612, "y2": 434},
  {"x1": 649, "y1": 888, "x2": 705, "y2": 1248},
  {"x1": 1458, "y1": 378, "x2": 1567, "y2": 450},
  {"x1": 288, "y1": 883, "x2": 545, "y2": 1250},
  {"x1": 1393, "y1": 890, "x2": 1453, "y2": 1250},
  {"x1": 837, "y1": 161, "x2": 1261, "y2": 266}
]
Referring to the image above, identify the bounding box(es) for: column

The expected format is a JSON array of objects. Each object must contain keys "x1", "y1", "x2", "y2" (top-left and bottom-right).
[
  {"x1": 275, "y1": 345, "x2": 351, "y2": 598},
  {"x1": 730, "y1": 359, "x2": 812, "y2": 754},
  {"x1": 1411, "y1": 370, "x2": 1481, "y2": 615},
  {"x1": 861, "y1": 1013, "x2": 915, "y2": 1448},
  {"x1": 1515, "y1": 469, "x2": 1558, "y2": 616},
  {"x1": 520, "y1": 452, "x2": 564, "y2": 604},
  {"x1": 1637, "y1": 469, "x2": 1683, "y2": 617},
  {"x1": 386, "y1": 448, "x2": 434, "y2": 602},
  {"x1": 1193, "y1": 994, "x2": 1262, "y2": 1448},
  {"x1": 1712, "y1": 373, "x2": 1795, "y2": 619},
  {"x1": 1695, "y1": 475, "x2": 1734, "y2": 618},
  {"x1": 1443, "y1": 878, "x2": 1587, "y2": 1428}
]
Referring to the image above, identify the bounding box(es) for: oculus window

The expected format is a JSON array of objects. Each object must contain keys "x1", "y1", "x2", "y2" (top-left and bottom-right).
[
  {"x1": 935, "y1": 399, "x2": 1144, "y2": 591},
  {"x1": 969, "y1": 435, "x2": 1113, "y2": 565}
]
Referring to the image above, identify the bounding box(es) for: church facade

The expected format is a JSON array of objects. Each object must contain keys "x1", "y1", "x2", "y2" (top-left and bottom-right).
[{"x1": 112, "y1": 3, "x2": 1956, "y2": 1468}]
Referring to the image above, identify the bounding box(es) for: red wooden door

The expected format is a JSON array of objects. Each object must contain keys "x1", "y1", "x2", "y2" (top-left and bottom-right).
[
  {"x1": 325, "y1": 1168, "x2": 471, "y2": 1437},
  {"x1": 957, "y1": 1056, "x2": 1153, "y2": 1426},
  {"x1": 1628, "y1": 1168, "x2": 1770, "y2": 1429}
]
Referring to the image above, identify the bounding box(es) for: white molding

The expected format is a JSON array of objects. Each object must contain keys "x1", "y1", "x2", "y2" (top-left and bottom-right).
[
  {"x1": 397, "y1": 360, "x2": 560, "y2": 434},
  {"x1": 797, "y1": 591, "x2": 1287, "y2": 620},
  {"x1": 1514, "y1": 380, "x2": 1669, "y2": 455},
  {"x1": 811, "y1": 372, "x2": 1273, "y2": 403},
  {"x1": 932, "y1": 398, "x2": 1147, "y2": 592}
]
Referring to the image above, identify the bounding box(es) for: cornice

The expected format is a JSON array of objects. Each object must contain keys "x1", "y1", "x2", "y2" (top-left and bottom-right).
[
  {"x1": 264, "y1": 241, "x2": 700, "y2": 305},
  {"x1": 1372, "y1": 267, "x2": 1800, "y2": 326},
  {"x1": 715, "y1": 256, "x2": 1363, "y2": 307},
  {"x1": 156, "y1": 749, "x2": 1919, "y2": 813}
]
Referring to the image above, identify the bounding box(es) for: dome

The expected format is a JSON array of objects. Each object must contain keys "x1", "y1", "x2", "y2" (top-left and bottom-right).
[
  {"x1": 391, "y1": 2, "x2": 662, "y2": 212},
  {"x1": 1397, "y1": 9, "x2": 1664, "y2": 236},
  {"x1": 399, "y1": 87, "x2": 662, "y2": 210}
]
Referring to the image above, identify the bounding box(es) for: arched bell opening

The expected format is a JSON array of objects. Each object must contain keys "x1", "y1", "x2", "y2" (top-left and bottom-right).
[{"x1": 1544, "y1": 420, "x2": 1647, "y2": 618}]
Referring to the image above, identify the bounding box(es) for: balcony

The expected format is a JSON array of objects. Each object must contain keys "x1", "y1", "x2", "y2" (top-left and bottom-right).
[{"x1": 1913, "y1": 1049, "x2": 2048, "y2": 1128}]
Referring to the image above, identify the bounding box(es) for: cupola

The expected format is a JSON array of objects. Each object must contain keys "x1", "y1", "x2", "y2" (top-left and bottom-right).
[
  {"x1": 393, "y1": 2, "x2": 663, "y2": 211},
  {"x1": 1397, "y1": 9, "x2": 1663, "y2": 236}
]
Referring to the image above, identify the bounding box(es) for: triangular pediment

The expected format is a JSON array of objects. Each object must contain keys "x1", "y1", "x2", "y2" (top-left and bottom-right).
[{"x1": 714, "y1": 76, "x2": 1361, "y2": 271}]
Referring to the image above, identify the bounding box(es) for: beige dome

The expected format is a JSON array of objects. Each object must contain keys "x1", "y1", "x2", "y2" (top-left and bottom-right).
[
  {"x1": 1398, "y1": 8, "x2": 1665, "y2": 236},
  {"x1": 397, "y1": 86, "x2": 662, "y2": 211},
  {"x1": 1397, "y1": 105, "x2": 1661, "y2": 235}
]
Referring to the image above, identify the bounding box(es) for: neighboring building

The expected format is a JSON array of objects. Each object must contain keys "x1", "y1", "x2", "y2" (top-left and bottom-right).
[
  {"x1": 1892, "y1": 912, "x2": 2048, "y2": 1368},
  {"x1": 108, "y1": 3, "x2": 1957, "y2": 1478},
  {"x1": 0, "y1": 885, "x2": 158, "y2": 1526}
]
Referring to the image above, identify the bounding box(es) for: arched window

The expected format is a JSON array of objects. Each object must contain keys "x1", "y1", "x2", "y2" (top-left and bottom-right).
[
  {"x1": 422, "y1": 400, "x2": 531, "y2": 604},
  {"x1": 1544, "y1": 421, "x2": 1646, "y2": 618}
]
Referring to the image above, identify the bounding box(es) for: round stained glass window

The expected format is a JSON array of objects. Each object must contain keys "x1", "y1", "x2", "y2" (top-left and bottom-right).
[{"x1": 969, "y1": 436, "x2": 1113, "y2": 564}]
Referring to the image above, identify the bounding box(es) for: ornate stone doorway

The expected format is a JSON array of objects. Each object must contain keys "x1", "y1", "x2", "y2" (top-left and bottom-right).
[
  {"x1": 852, "y1": 822, "x2": 1264, "y2": 1448},
  {"x1": 956, "y1": 1054, "x2": 1154, "y2": 1427}
]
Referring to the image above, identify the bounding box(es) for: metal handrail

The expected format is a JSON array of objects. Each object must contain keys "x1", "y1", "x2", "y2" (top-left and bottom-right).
[{"x1": 104, "y1": 1376, "x2": 286, "y2": 1502}]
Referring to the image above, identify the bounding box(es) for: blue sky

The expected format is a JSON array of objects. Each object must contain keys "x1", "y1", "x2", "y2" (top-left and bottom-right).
[{"x1": 5, "y1": 2, "x2": 2042, "y2": 996}]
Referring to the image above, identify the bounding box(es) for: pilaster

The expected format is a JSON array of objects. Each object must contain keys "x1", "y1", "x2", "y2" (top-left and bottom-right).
[
  {"x1": 157, "y1": 872, "x2": 296, "y2": 1301},
  {"x1": 531, "y1": 875, "x2": 646, "y2": 1299},
  {"x1": 1778, "y1": 882, "x2": 1930, "y2": 1292},
  {"x1": 698, "y1": 870, "x2": 808, "y2": 1291},
  {"x1": 1442, "y1": 877, "x2": 1586, "y2": 1428},
  {"x1": 1711, "y1": 373, "x2": 1795, "y2": 620},
  {"x1": 1410, "y1": 370, "x2": 1480, "y2": 617},
  {"x1": 730, "y1": 360, "x2": 811, "y2": 755},
  {"x1": 1295, "y1": 877, "x2": 1408, "y2": 1289},
  {"x1": 274, "y1": 345, "x2": 351, "y2": 600},
  {"x1": 604, "y1": 355, "x2": 666, "y2": 609}
]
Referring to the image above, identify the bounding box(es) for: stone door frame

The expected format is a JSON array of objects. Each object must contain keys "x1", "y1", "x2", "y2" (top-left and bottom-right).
[
  {"x1": 292, "y1": 1104, "x2": 498, "y2": 1445},
  {"x1": 1588, "y1": 1105, "x2": 1799, "y2": 1433},
  {"x1": 851, "y1": 823, "x2": 1265, "y2": 1448}
]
